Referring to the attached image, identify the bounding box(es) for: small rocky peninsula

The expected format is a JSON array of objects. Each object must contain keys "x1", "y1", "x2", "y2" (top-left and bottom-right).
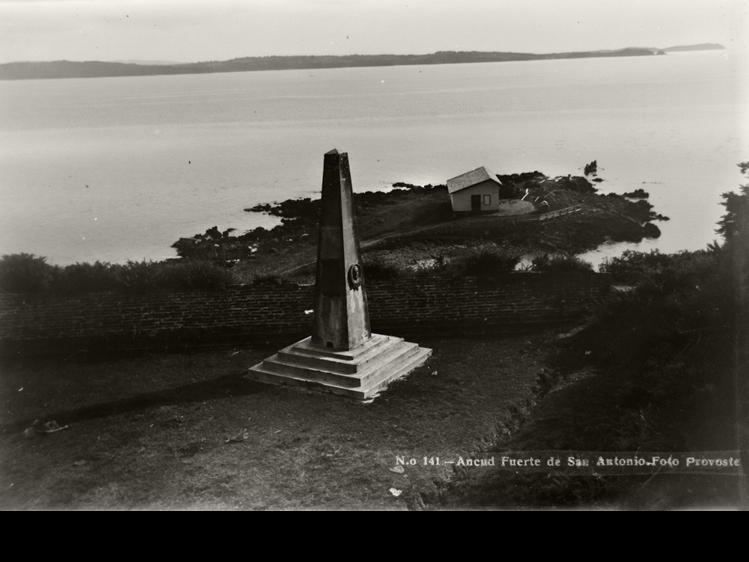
[{"x1": 172, "y1": 168, "x2": 667, "y2": 281}]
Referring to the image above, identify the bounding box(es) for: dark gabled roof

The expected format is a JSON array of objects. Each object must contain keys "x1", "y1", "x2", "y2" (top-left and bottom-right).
[{"x1": 446, "y1": 166, "x2": 502, "y2": 194}]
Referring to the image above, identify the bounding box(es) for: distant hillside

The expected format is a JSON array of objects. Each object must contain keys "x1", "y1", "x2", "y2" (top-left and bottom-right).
[
  {"x1": 663, "y1": 43, "x2": 725, "y2": 52},
  {"x1": 0, "y1": 47, "x2": 663, "y2": 81}
]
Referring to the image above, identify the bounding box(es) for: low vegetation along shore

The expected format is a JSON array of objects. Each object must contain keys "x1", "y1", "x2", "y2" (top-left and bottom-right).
[{"x1": 0, "y1": 167, "x2": 667, "y2": 294}]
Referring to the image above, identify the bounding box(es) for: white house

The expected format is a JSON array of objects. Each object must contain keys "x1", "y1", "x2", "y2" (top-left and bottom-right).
[{"x1": 446, "y1": 166, "x2": 503, "y2": 213}]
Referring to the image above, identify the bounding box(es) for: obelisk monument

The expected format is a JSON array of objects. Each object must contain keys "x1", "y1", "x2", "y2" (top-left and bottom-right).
[
  {"x1": 247, "y1": 150, "x2": 432, "y2": 401},
  {"x1": 312, "y1": 149, "x2": 371, "y2": 350}
]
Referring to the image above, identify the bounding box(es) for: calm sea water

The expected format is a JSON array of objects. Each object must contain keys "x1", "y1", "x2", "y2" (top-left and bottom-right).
[{"x1": 0, "y1": 51, "x2": 747, "y2": 265}]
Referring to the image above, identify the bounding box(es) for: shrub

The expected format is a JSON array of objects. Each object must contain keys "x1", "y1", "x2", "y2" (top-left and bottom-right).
[
  {"x1": 0, "y1": 253, "x2": 57, "y2": 293},
  {"x1": 0, "y1": 256, "x2": 236, "y2": 294},
  {"x1": 622, "y1": 188, "x2": 649, "y2": 199},
  {"x1": 362, "y1": 258, "x2": 403, "y2": 281},
  {"x1": 252, "y1": 273, "x2": 285, "y2": 286},
  {"x1": 155, "y1": 260, "x2": 234, "y2": 291},
  {"x1": 600, "y1": 250, "x2": 715, "y2": 287},
  {"x1": 531, "y1": 254, "x2": 593, "y2": 273},
  {"x1": 459, "y1": 249, "x2": 521, "y2": 278},
  {"x1": 552, "y1": 175, "x2": 597, "y2": 194},
  {"x1": 52, "y1": 261, "x2": 120, "y2": 294},
  {"x1": 600, "y1": 250, "x2": 670, "y2": 283},
  {"x1": 114, "y1": 260, "x2": 161, "y2": 293}
]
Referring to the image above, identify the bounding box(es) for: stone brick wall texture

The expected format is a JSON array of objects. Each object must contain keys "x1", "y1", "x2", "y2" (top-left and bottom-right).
[{"x1": 0, "y1": 272, "x2": 610, "y2": 356}]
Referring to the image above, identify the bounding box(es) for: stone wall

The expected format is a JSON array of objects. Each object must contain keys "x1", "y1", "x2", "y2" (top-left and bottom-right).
[{"x1": 0, "y1": 272, "x2": 610, "y2": 356}]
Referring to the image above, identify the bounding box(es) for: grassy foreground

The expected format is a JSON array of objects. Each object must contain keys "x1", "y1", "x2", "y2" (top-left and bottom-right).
[{"x1": 0, "y1": 334, "x2": 551, "y2": 510}]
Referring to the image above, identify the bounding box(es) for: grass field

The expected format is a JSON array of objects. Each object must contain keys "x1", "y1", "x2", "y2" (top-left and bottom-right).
[{"x1": 0, "y1": 332, "x2": 551, "y2": 510}]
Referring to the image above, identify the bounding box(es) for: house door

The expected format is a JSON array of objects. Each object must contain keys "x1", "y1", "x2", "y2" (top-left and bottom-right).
[{"x1": 471, "y1": 194, "x2": 482, "y2": 213}]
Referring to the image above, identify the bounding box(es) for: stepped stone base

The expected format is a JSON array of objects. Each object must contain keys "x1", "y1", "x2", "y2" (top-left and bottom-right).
[{"x1": 246, "y1": 334, "x2": 432, "y2": 401}]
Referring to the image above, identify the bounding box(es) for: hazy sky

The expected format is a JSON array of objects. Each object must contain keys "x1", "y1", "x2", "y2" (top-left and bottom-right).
[{"x1": 0, "y1": 0, "x2": 747, "y2": 63}]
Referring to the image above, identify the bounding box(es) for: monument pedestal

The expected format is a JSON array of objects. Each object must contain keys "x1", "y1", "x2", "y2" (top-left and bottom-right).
[{"x1": 247, "y1": 334, "x2": 432, "y2": 402}]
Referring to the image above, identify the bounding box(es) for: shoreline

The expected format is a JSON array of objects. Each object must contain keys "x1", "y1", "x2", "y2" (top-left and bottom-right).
[
  {"x1": 173, "y1": 170, "x2": 667, "y2": 282},
  {"x1": 0, "y1": 169, "x2": 668, "y2": 293}
]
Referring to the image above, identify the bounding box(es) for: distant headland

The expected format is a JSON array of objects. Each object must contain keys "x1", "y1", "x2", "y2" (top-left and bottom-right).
[
  {"x1": 0, "y1": 43, "x2": 724, "y2": 81},
  {"x1": 663, "y1": 43, "x2": 725, "y2": 52}
]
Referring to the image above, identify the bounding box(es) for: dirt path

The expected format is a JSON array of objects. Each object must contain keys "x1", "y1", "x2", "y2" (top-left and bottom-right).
[{"x1": 0, "y1": 332, "x2": 554, "y2": 510}]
